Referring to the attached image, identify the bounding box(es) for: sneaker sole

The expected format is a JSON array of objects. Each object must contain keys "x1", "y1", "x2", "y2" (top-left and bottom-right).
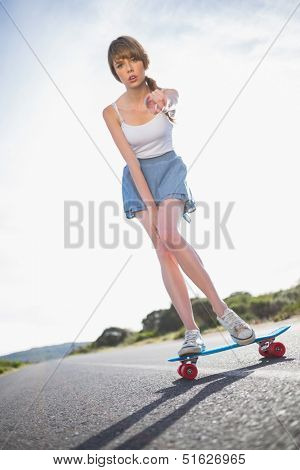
[
  {"x1": 230, "y1": 330, "x2": 256, "y2": 346},
  {"x1": 178, "y1": 346, "x2": 206, "y2": 356}
]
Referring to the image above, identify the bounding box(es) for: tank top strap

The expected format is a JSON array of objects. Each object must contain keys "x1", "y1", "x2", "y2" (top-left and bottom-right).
[{"x1": 112, "y1": 102, "x2": 124, "y2": 125}]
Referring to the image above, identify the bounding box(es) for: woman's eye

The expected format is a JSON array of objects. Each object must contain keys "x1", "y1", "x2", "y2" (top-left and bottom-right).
[{"x1": 116, "y1": 57, "x2": 137, "y2": 68}]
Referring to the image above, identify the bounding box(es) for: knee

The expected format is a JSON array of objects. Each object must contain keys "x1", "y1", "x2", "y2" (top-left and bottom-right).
[
  {"x1": 155, "y1": 238, "x2": 176, "y2": 263},
  {"x1": 157, "y1": 227, "x2": 182, "y2": 251}
]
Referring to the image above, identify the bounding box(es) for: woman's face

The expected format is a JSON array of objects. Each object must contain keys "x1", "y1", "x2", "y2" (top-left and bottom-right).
[{"x1": 113, "y1": 55, "x2": 145, "y2": 88}]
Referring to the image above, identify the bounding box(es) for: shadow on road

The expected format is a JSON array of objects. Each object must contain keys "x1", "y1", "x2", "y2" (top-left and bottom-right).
[{"x1": 72, "y1": 357, "x2": 293, "y2": 450}]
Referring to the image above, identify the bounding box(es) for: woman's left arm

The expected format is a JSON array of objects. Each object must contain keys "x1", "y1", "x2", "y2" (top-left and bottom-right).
[
  {"x1": 161, "y1": 89, "x2": 179, "y2": 112},
  {"x1": 145, "y1": 88, "x2": 179, "y2": 115}
]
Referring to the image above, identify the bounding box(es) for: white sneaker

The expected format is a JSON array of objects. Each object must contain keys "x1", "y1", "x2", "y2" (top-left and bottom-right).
[
  {"x1": 178, "y1": 329, "x2": 206, "y2": 356},
  {"x1": 217, "y1": 307, "x2": 256, "y2": 345}
]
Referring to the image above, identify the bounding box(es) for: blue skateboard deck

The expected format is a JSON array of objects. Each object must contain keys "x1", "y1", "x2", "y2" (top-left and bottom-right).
[{"x1": 168, "y1": 325, "x2": 291, "y2": 362}]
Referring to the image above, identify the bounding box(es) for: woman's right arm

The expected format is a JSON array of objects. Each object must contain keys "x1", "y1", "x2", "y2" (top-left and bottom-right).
[{"x1": 102, "y1": 105, "x2": 157, "y2": 211}]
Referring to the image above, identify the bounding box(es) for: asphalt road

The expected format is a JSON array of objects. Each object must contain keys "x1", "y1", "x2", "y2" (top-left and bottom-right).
[{"x1": 0, "y1": 317, "x2": 299, "y2": 450}]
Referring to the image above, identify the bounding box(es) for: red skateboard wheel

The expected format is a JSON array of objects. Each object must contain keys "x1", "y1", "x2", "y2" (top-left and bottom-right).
[
  {"x1": 181, "y1": 363, "x2": 198, "y2": 380},
  {"x1": 177, "y1": 364, "x2": 185, "y2": 376},
  {"x1": 258, "y1": 345, "x2": 271, "y2": 357},
  {"x1": 268, "y1": 341, "x2": 286, "y2": 357}
]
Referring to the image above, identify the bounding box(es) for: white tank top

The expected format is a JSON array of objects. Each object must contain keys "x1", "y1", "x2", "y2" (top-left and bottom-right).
[{"x1": 111, "y1": 101, "x2": 174, "y2": 159}]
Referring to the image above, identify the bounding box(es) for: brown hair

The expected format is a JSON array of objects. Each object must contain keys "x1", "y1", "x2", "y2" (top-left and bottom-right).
[{"x1": 107, "y1": 35, "x2": 176, "y2": 124}]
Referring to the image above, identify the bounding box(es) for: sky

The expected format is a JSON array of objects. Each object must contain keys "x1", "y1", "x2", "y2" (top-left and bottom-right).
[{"x1": 0, "y1": 0, "x2": 299, "y2": 356}]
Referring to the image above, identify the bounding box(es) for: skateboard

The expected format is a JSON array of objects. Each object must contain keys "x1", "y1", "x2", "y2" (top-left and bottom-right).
[{"x1": 167, "y1": 325, "x2": 291, "y2": 380}]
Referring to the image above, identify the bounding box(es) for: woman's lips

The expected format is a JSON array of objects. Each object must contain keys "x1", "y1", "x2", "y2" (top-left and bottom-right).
[{"x1": 128, "y1": 75, "x2": 137, "y2": 82}]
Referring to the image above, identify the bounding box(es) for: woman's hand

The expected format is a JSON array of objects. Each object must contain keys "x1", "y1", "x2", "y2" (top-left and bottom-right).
[
  {"x1": 144, "y1": 89, "x2": 167, "y2": 115},
  {"x1": 147, "y1": 203, "x2": 160, "y2": 240}
]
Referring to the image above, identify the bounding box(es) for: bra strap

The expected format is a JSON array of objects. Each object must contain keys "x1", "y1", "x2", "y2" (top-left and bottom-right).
[{"x1": 112, "y1": 102, "x2": 124, "y2": 124}]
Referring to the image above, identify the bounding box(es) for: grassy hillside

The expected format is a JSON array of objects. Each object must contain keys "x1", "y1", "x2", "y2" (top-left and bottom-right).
[
  {"x1": 0, "y1": 342, "x2": 91, "y2": 364},
  {"x1": 71, "y1": 282, "x2": 300, "y2": 355},
  {"x1": 2, "y1": 283, "x2": 299, "y2": 366},
  {"x1": 0, "y1": 360, "x2": 30, "y2": 375}
]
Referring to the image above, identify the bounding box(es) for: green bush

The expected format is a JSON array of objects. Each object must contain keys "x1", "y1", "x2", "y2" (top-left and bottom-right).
[
  {"x1": 227, "y1": 302, "x2": 247, "y2": 316},
  {"x1": 249, "y1": 296, "x2": 274, "y2": 319},
  {"x1": 273, "y1": 302, "x2": 300, "y2": 321},
  {"x1": 94, "y1": 327, "x2": 132, "y2": 347},
  {"x1": 193, "y1": 300, "x2": 216, "y2": 329},
  {"x1": 172, "y1": 326, "x2": 186, "y2": 339},
  {"x1": 71, "y1": 283, "x2": 300, "y2": 355},
  {"x1": 123, "y1": 330, "x2": 158, "y2": 345},
  {"x1": 0, "y1": 360, "x2": 23, "y2": 374}
]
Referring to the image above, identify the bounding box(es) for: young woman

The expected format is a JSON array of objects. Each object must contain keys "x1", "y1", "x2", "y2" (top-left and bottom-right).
[{"x1": 103, "y1": 36, "x2": 256, "y2": 356}]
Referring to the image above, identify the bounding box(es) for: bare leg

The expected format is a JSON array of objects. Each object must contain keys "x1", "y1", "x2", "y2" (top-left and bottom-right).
[
  {"x1": 135, "y1": 209, "x2": 199, "y2": 330},
  {"x1": 157, "y1": 199, "x2": 228, "y2": 317}
]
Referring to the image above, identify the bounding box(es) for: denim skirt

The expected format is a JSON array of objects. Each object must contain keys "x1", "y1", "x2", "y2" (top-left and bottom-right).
[{"x1": 121, "y1": 150, "x2": 196, "y2": 223}]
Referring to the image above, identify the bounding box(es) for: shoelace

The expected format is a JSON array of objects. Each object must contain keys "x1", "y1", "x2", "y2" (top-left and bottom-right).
[
  {"x1": 222, "y1": 310, "x2": 246, "y2": 332},
  {"x1": 184, "y1": 330, "x2": 200, "y2": 343}
]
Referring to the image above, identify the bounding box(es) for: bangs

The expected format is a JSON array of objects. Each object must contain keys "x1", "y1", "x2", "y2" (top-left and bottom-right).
[{"x1": 112, "y1": 46, "x2": 142, "y2": 64}]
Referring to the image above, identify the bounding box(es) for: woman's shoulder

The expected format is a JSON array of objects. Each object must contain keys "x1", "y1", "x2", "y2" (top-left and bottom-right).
[
  {"x1": 103, "y1": 93, "x2": 125, "y2": 112},
  {"x1": 112, "y1": 93, "x2": 127, "y2": 108}
]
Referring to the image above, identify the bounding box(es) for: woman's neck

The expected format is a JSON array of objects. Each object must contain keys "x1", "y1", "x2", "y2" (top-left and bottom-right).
[{"x1": 124, "y1": 82, "x2": 151, "y2": 108}]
